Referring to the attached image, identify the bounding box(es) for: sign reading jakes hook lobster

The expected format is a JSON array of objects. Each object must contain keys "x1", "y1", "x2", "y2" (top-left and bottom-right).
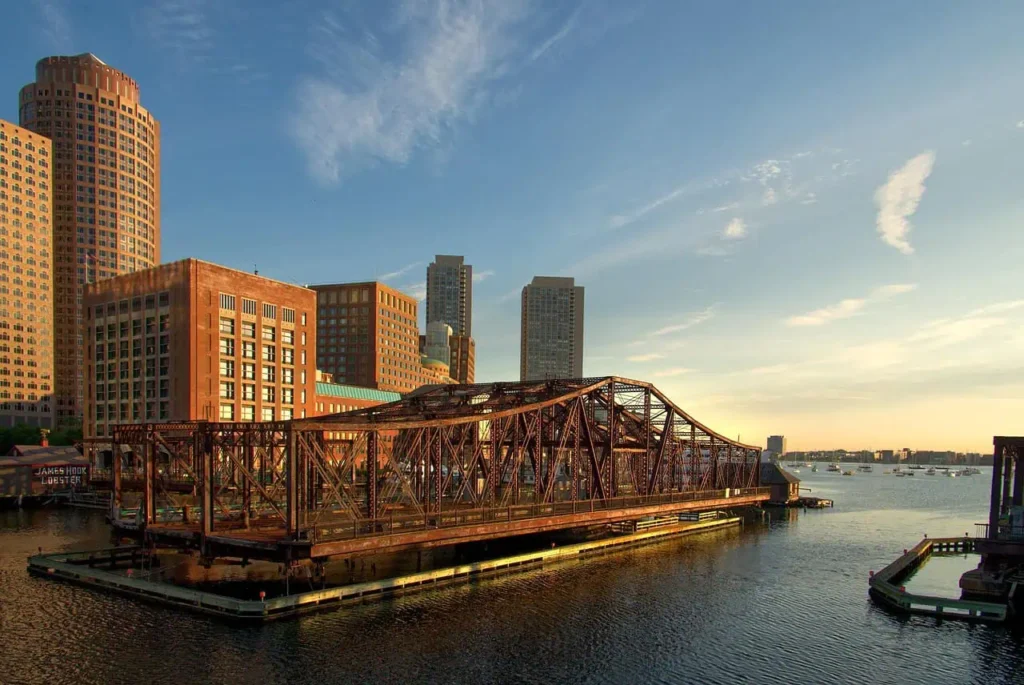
[{"x1": 32, "y1": 465, "x2": 89, "y2": 487}]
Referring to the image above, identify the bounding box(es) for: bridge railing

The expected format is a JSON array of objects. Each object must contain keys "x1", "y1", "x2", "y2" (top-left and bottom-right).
[{"x1": 307, "y1": 486, "x2": 771, "y2": 544}]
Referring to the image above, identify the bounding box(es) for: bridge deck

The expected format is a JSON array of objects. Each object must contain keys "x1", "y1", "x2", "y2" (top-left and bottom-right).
[{"x1": 118, "y1": 488, "x2": 769, "y2": 562}]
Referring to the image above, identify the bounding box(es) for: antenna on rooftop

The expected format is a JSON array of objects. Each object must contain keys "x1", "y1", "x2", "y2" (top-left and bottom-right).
[{"x1": 254, "y1": 264, "x2": 259, "y2": 276}]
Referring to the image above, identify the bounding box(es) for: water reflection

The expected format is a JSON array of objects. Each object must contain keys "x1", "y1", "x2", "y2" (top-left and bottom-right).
[{"x1": 1, "y1": 470, "x2": 1022, "y2": 684}]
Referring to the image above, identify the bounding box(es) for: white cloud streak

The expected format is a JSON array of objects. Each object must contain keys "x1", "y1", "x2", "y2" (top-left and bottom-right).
[
  {"x1": 292, "y1": 1, "x2": 530, "y2": 184},
  {"x1": 379, "y1": 262, "x2": 422, "y2": 281},
  {"x1": 401, "y1": 281, "x2": 427, "y2": 302},
  {"x1": 473, "y1": 269, "x2": 496, "y2": 283},
  {"x1": 786, "y1": 283, "x2": 916, "y2": 327},
  {"x1": 651, "y1": 306, "x2": 716, "y2": 336},
  {"x1": 33, "y1": 0, "x2": 72, "y2": 50},
  {"x1": 530, "y1": 3, "x2": 582, "y2": 61},
  {"x1": 627, "y1": 353, "x2": 664, "y2": 363},
  {"x1": 141, "y1": 0, "x2": 216, "y2": 63},
  {"x1": 653, "y1": 367, "x2": 691, "y2": 378},
  {"x1": 874, "y1": 151, "x2": 935, "y2": 255}
]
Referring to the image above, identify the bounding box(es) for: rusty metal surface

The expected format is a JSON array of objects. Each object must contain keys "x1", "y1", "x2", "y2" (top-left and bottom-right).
[{"x1": 110, "y1": 377, "x2": 763, "y2": 562}]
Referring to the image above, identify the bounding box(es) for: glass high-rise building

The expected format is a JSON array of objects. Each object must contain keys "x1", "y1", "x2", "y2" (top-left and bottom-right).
[
  {"x1": 520, "y1": 276, "x2": 584, "y2": 381},
  {"x1": 19, "y1": 54, "x2": 160, "y2": 424},
  {"x1": 425, "y1": 255, "x2": 472, "y2": 337}
]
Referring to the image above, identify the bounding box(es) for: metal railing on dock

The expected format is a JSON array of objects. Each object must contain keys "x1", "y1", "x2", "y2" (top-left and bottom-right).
[{"x1": 868, "y1": 537, "x2": 1007, "y2": 622}]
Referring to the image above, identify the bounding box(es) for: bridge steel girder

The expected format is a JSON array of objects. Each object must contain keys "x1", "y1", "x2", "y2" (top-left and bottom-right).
[{"x1": 110, "y1": 376, "x2": 763, "y2": 560}]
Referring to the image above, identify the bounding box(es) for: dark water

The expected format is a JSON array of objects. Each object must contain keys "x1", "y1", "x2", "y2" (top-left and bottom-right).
[{"x1": 2, "y1": 467, "x2": 1022, "y2": 685}]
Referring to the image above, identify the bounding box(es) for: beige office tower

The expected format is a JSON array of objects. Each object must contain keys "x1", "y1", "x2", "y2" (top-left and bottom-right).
[
  {"x1": 19, "y1": 54, "x2": 160, "y2": 424},
  {"x1": 520, "y1": 276, "x2": 584, "y2": 381}
]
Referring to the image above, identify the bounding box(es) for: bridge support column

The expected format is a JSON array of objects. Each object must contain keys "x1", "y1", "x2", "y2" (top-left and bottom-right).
[
  {"x1": 367, "y1": 431, "x2": 378, "y2": 519},
  {"x1": 142, "y1": 435, "x2": 154, "y2": 526},
  {"x1": 286, "y1": 427, "x2": 299, "y2": 538},
  {"x1": 199, "y1": 429, "x2": 214, "y2": 537}
]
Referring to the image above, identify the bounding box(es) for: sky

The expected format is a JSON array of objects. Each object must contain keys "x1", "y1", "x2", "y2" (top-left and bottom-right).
[{"x1": 3, "y1": 1, "x2": 1023, "y2": 453}]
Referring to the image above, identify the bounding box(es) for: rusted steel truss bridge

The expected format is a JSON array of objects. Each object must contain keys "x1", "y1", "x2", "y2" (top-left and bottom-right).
[{"x1": 109, "y1": 377, "x2": 768, "y2": 563}]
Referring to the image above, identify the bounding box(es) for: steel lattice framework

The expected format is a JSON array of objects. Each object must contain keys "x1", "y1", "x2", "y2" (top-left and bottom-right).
[{"x1": 111, "y1": 377, "x2": 764, "y2": 561}]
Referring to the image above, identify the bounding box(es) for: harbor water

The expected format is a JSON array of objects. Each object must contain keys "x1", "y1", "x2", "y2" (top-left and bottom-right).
[{"x1": 2, "y1": 466, "x2": 1022, "y2": 684}]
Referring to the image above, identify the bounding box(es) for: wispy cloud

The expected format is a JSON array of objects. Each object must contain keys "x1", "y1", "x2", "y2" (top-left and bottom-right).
[
  {"x1": 627, "y1": 353, "x2": 664, "y2": 363},
  {"x1": 473, "y1": 269, "x2": 496, "y2": 283},
  {"x1": 651, "y1": 306, "x2": 716, "y2": 336},
  {"x1": 967, "y1": 300, "x2": 1024, "y2": 317},
  {"x1": 722, "y1": 217, "x2": 747, "y2": 240},
  {"x1": 400, "y1": 281, "x2": 427, "y2": 302},
  {"x1": 786, "y1": 283, "x2": 916, "y2": 327},
  {"x1": 292, "y1": 1, "x2": 532, "y2": 184},
  {"x1": 653, "y1": 367, "x2": 692, "y2": 378},
  {"x1": 530, "y1": 3, "x2": 582, "y2": 61},
  {"x1": 379, "y1": 262, "x2": 422, "y2": 281},
  {"x1": 1017, "y1": 120, "x2": 1024, "y2": 129},
  {"x1": 33, "y1": 0, "x2": 72, "y2": 51},
  {"x1": 141, "y1": 0, "x2": 215, "y2": 64},
  {"x1": 874, "y1": 151, "x2": 935, "y2": 255}
]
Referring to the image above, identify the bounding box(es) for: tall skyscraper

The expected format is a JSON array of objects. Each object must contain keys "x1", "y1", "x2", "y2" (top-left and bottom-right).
[
  {"x1": 426, "y1": 255, "x2": 472, "y2": 337},
  {"x1": 19, "y1": 54, "x2": 161, "y2": 424},
  {"x1": 520, "y1": 276, "x2": 584, "y2": 381},
  {"x1": 0, "y1": 120, "x2": 54, "y2": 428}
]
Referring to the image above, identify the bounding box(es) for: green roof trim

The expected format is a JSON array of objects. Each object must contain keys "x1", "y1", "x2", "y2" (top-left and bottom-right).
[{"x1": 315, "y1": 382, "x2": 401, "y2": 404}]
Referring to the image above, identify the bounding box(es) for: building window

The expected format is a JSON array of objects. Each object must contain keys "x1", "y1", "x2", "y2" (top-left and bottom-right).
[
  {"x1": 262, "y1": 344, "x2": 276, "y2": 362},
  {"x1": 242, "y1": 298, "x2": 256, "y2": 315},
  {"x1": 219, "y1": 293, "x2": 236, "y2": 310},
  {"x1": 262, "y1": 325, "x2": 275, "y2": 341},
  {"x1": 261, "y1": 407, "x2": 275, "y2": 421},
  {"x1": 280, "y1": 407, "x2": 293, "y2": 421},
  {"x1": 242, "y1": 341, "x2": 255, "y2": 359},
  {"x1": 262, "y1": 303, "x2": 276, "y2": 319},
  {"x1": 241, "y1": 405, "x2": 254, "y2": 421},
  {"x1": 219, "y1": 317, "x2": 234, "y2": 334},
  {"x1": 282, "y1": 329, "x2": 294, "y2": 345},
  {"x1": 242, "y1": 362, "x2": 255, "y2": 380},
  {"x1": 219, "y1": 338, "x2": 235, "y2": 356},
  {"x1": 262, "y1": 365, "x2": 275, "y2": 383},
  {"x1": 282, "y1": 387, "x2": 293, "y2": 405},
  {"x1": 242, "y1": 383, "x2": 255, "y2": 401},
  {"x1": 220, "y1": 381, "x2": 235, "y2": 399},
  {"x1": 301, "y1": 313, "x2": 307, "y2": 326},
  {"x1": 219, "y1": 359, "x2": 234, "y2": 378},
  {"x1": 261, "y1": 386, "x2": 276, "y2": 403},
  {"x1": 242, "y1": 321, "x2": 256, "y2": 338},
  {"x1": 281, "y1": 348, "x2": 294, "y2": 365},
  {"x1": 283, "y1": 308, "x2": 295, "y2": 323},
  {"x1": 282, "y1": 368, "x2": 294, "y2": 385},
  {"x1": 219, "y1": 403, "x2": 234, "y2": 420}
]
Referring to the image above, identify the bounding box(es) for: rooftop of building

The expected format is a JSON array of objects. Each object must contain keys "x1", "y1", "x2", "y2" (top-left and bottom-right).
[
  {"x1": 315, "y1": 382, "x2": 401, "y2": 404},
  {"x1": 526, "y1": 276, "x2": 578, "y2": 287},
  {"x1": 760, "y1": 462, "x2": 801, "y2": 485},
  {"x1": 2, "y1": 445, "x2": 86, "y2": 467},
  {"x1": 83, "y1": 258, "x2": 313, "y2": 293}
]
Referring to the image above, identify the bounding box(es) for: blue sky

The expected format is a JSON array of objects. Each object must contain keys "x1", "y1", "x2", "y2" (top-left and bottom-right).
[{"x1": 4, "y1": 1, "x2": 1023, "y2": 451}]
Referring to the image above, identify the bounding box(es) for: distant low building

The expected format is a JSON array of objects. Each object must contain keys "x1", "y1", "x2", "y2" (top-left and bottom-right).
[{"x1": 767, "y1": 435, "x2": 787, "y2": 457}]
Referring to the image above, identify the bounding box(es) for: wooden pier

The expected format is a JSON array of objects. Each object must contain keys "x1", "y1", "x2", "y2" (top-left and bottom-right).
[{"x1": 868, "y1": 537, "x2": 1008, "y2": 622}]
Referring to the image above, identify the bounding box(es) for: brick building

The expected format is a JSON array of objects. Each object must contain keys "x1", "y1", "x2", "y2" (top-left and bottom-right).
[
  {"x1": 82, "y1": 259, "x2": 316, "y2": 441},
  {"x1": 19, "y1": 54, "x2": 161, "y2": 423},
  {"x1": 0, "y1": 120, "x2": 54, "y2": 428},
  {"x1": 311, "y1": 281, "x2": 450, "y2": 394}
]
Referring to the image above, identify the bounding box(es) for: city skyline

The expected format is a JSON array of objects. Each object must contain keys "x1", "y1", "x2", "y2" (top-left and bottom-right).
[{"x1": 0, "y1": 3, "x2": 1021, "y2": 451}]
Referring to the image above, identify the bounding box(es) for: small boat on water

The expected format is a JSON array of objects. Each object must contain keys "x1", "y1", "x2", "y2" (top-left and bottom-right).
[
  {"x1": 894, "y1": 471, "x2": 905, "y2": 477},
  {"x1": 804, "y1": 463, "x2": 813, "y2": 468},
  {"x1": 963, "y1": 467, "x2": 981, "y2": 476},
  {"x1": 906, "y1": 471, "x2": 915, "y2": 477},
  {"x1": 811, "y1": 465, "x2": 818, "y2": 473},
  {"x1": 827, "y1": 463, "x2": 841, "y2": 472},
  {"x1": 946, "y1": 470, "x2": 958, "y2": 478},
  {"x1": 857, "y1": 465, "x2": 873, "y2": 472},
  {"x1": 842, "y1": 470, "x2": 855, "y2": 476},
  {"x1": 926, "y1": 468, "x2": 936, "y2": 475},
  {"x1": 909, "y1": 465, "x2": 924, "y2": 470}
]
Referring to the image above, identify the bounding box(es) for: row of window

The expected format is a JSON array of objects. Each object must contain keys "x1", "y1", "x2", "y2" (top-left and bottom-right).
[
  {"x1": 218, "y1": 361, "x2": 299, "y2": 385},
  {"x1": 219, "y1": 404, "x2": 292, "y2": 421},
  {"x1": 219, "y1": 381, "x2": 297, "y2": 404},
  {"x1": 218, "y1": 318, "x2": 298, "y2": 344},
  {"x1": 219, "y1": 293, "x2": 300, "y2": 324}
]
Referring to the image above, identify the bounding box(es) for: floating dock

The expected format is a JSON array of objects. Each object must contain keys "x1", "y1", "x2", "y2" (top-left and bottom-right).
[
  {"x1": 29, "y1": 516, "x2": 742, "y2": 622},
  {"x1": 868, "y1": 537, "x2": 1008, "y2": 622}
]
